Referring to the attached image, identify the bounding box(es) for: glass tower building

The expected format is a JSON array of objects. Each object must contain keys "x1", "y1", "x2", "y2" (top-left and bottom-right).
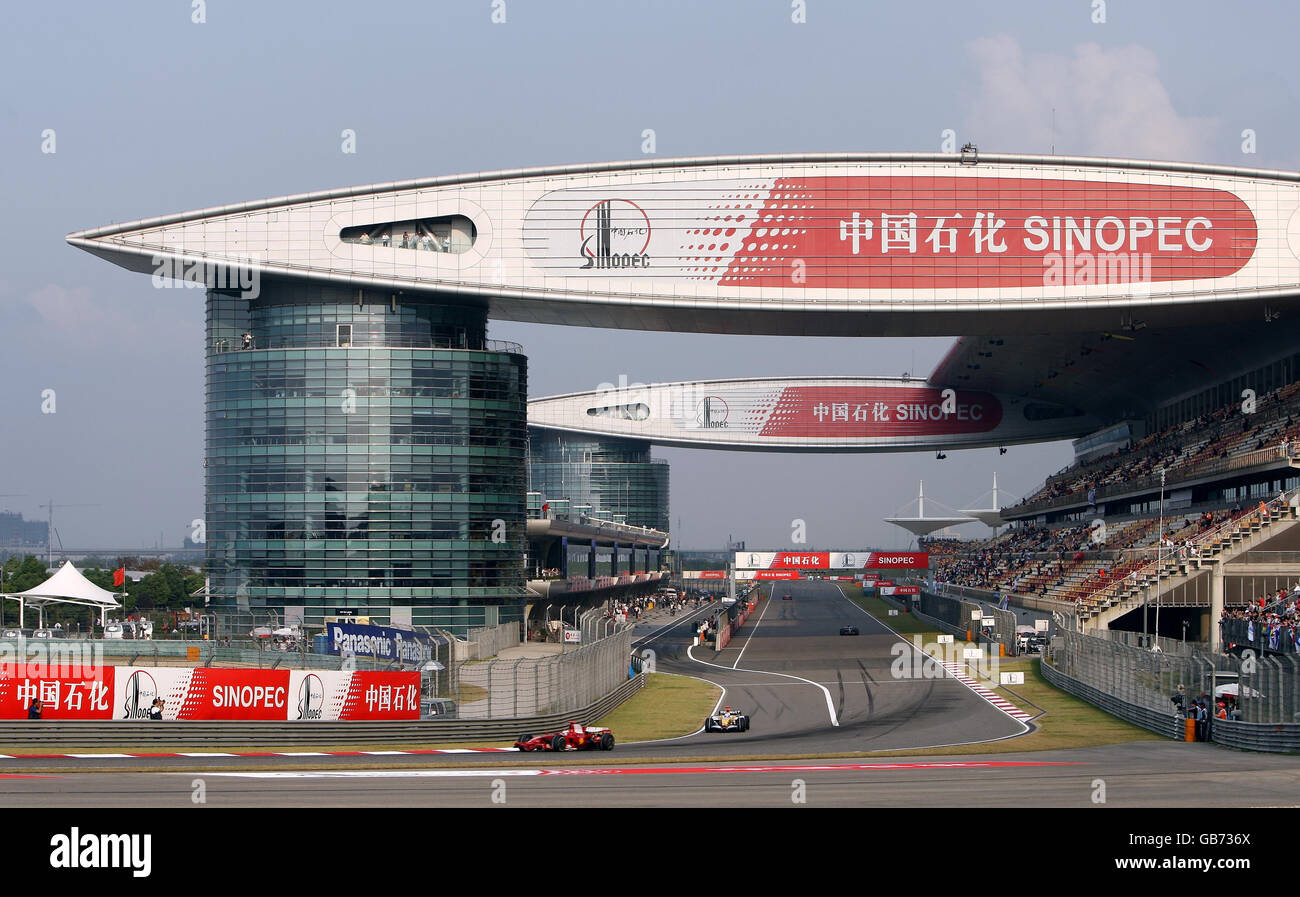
[
  {"x1": 527, "y1": 429, "x2": 669, "y2": 532},
  {"x1": 205, "y1": 280, "x2": 528, "y2": 632}
]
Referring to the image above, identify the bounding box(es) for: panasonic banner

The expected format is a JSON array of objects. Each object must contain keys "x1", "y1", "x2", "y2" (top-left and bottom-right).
[{"x1": 325, "y1": 622, "x2": 438, "y2": 665}]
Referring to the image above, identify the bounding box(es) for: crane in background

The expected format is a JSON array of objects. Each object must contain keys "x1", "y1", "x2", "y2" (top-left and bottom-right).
[{"x1": 39, "y1": 499, "x2": 101, "y2": 568}]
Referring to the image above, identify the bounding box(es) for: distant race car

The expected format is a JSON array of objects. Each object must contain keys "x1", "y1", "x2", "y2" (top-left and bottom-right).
[
  {"x1": 514, "y1": 721, "x2": 614, "y2": 752},
  {"x1": 704, "y1": 706, "x2": 750, "y2": 733},
  {"x1": 782, "y1": 592, "x2": 793, "y2": 600},
  {"x1": 839, "y1": 625, "x2": 859, "y2": 636}
]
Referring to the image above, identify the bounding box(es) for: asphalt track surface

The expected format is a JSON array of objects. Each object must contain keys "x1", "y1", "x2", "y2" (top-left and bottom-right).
[
  {"x1": 2, "y1": 582, "x2": 1297, "y2": 806},
  {"x1": 3, "y1": 744, "x2": 1298, "y2": 807},
  {"x1": 634, "y1": 580, "x2": 1029, "y2": 755}
]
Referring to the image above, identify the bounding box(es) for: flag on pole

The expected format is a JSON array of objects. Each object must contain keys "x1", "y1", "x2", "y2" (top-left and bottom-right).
[{"x1": 113, "y1": 567, "x2": 125, "y2": 587}]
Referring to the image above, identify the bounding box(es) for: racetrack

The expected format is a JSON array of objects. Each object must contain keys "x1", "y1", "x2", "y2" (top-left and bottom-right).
[
  {"x1": 629, "y1": 580, "x2": 1028, "y2": 755},
  {"x1": 2, "y1": 582, "x2": 1292, "y2": 808},
  {"x1": 2, "y1": 743, "x2": 1297, "y2": 807}
]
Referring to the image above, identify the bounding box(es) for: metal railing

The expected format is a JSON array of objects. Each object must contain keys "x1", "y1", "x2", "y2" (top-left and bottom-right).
[
  {"x1": 1010, "y1": 445, "x2": 1296, "y2": 516},
  {"x1": 445, "y1": 628, "x2": 635, "y2": 720},
  {"x1": 1221, "y1": 618, "x2": 1300, "y2": 657},
  {"x1": 1047, "y1": 628, "x2": 1300, "y2": 726},
  {"x1": 1237, "y1": 551, "x2": 1300, "y2": 565},
  {"x1": 463, "y1": 622, "x2": 521, "y2": 661},
  {"x1": 211, "y1": 336, "x2": 522, "y2": 354},
  {"x1": 1073, "y1": 494, "x2": 1298, "y2": 618}
]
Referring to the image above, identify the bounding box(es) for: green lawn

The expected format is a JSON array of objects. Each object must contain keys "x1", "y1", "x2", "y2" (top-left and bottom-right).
[
  {"x1": 840, "y1": 585, "x2": 1160, "y2": 755},
  {"x1": 849, "y1": 592, "x2": 960, "y2": 636},
  {"x1": 594, "y1": 673, "x2": 723, "y2": 742}
]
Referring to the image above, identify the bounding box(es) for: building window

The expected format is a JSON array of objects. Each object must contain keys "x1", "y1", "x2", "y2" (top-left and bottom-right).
[{"x1": 340, "y1": 215, "x2": 476, "y2": 254}]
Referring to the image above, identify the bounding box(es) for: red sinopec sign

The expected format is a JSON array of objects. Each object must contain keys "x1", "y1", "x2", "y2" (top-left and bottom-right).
[
  {"x1": 719, "y1": 176, "x2": 1256, "y2": 289},
  {"x1": 0, "y1": 665, "x2": 114, "y2": 720},
  {"x1": 864, "y1": 553, "x2": 929, "y2": 569},
  {"x1": 175, "y1": 668, "x2": 291, "y2": 720},
  {"x1": 755, "y1": 570, "x2": 800, "y2": 580},
  {"x1": 760, "y1": 388, "x2": 999, "y2": 438},
  {"x1": 770, "y1": 553, "x2": 829, "y2": 568},
  {"x1": 894, "y1": 586, "x2": 921, "y2": 595}
]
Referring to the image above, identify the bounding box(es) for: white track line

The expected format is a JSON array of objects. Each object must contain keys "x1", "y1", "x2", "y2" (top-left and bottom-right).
[
  {"x1": 624, "y1": 597, "x2": 729, "y2": 741},
  {"x1": 687, "y1": 643, "x2": 839, "y2": 727},
  {"x1": 732, "y1": 593, "x2": 772, "y2": 669}
]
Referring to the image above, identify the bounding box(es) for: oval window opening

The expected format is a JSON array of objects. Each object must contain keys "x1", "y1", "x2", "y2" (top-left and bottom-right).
[
  {"x1": 341, "y1": 214, "x2": 476, "y2": 253},
  {"x1": 585, "y1": 403, "x2": 650, "y2": 421}
]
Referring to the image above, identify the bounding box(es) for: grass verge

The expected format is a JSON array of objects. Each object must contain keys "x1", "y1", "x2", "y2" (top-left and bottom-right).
[
  {"x1": 594, "y1": 673, "x2": 723, "y2": 742},
  {"x1": 841, "y1": 586, "x2": 1160, "y2": 755}
]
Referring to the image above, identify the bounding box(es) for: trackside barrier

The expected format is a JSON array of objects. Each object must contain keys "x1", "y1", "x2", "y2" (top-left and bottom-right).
[
  {"x1": 1210, "y1": 719, "x2": 1300, "y2": 752},
  {"x1": 717, "y1": 599, "x2": 755, "y2": 652},
  {"x1": 0, "y1": 672, "x2": 647, "y2": 750},
  {"x1": 902, "y1": 589, "x2": 1019, "y2": 657},
  {"x1": 716, "y1": 623, "x2": 733, "y2": 651},
  {"x1": 1044, "y1": 629, "x2": 1300, "y2": 751},
  {"x1": 878, "y1": 589, "x2": 984, "y2": 646},
  {"x1": 1039, "y1": 653, "x2": 1183, "y2": 740},
  {"x1": 452, "y1": 629, "x2": 634, "y2": 719},
  {"x1": 463, "y1": 622, "x2": 521, "y2": 660}
]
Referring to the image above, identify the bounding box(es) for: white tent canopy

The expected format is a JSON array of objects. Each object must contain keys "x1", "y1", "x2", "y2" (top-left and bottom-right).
[{"x1": 2, "y1": 561, "x2": 122, "y2": 629}]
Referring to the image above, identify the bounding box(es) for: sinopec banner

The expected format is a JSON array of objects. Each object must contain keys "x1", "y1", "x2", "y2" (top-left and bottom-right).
[{"x1": 735, "y1": 551, "x2": 929, "y2": 569}]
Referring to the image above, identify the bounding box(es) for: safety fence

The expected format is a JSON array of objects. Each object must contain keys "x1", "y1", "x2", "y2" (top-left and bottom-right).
[
  {"x1": 448, "y1": 629, "x2": 635, "y2": 720},
  {"x1": 0, "y1": 673, "x2": 647, "y2": 750},
  {"x1": 0, "y1": 638, "x2": 395, "y2": 672},
  {"x1": 579, "y1": 608, "x2": 631, "y2": 645},
  {"x1": 934, "y1": 581, "x2": 1077, "y2": 630},
  {"x1": 462, "y1": 622, "x2": 520, "y2": 661},
  {"x1": 900, "y1": 588, "x2": 1019, "y2": 657},
  {"x1": 1088, "y1": 627, "x2": 1197, "y2": 656},
  {"x1": 1044, "y1": 628, "x2": 1300, "y2": 750},
  {"x1": 1039, "y1": 650, "x2": 1184, "y2": 740}
]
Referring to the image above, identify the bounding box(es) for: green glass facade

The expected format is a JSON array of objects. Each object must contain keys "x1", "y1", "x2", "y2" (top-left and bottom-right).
[
  {"x1": 528, "y1": 430, "x2": 669, "y2": 532},
  {"x1": 205, "y1": 282, "x2": 528, "y2": 632}
]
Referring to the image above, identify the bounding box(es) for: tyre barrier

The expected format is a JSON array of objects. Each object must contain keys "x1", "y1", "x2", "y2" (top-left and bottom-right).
[{"x1": 0, "y1": 673, "x2": 646, "y2": 750}]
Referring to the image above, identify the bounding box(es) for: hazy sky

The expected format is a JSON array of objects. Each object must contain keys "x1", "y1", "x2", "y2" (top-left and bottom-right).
[{"x1": 3, "y1": 0, "x2": 1299, "y2": 551}]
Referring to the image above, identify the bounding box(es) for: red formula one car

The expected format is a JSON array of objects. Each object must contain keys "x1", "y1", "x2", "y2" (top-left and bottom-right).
[{"x1": 514, "y1": 721, "x2": 615, "y2": 752}]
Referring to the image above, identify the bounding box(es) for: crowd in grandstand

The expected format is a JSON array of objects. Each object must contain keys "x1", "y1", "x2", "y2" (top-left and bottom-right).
[
  {"x1": 1220, "y1": 584, "x2": 1300, "y2": 652},
  {"x1": 927, "y1": 496, "x2": 1290, "y2": 608},
  {"x1": 1015, "y1": 382, "x2": 1300, "y2": 509}
]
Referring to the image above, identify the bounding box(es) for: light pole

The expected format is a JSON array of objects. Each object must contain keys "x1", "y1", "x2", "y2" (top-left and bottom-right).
[{"x1": 1155, "y1": 468, "x2": 1166, "y2": 649}]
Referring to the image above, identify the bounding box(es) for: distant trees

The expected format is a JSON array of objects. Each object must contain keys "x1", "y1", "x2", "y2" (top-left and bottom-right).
[{"x1": 0, "y1": 555, "x2": 204, "y2": 628}]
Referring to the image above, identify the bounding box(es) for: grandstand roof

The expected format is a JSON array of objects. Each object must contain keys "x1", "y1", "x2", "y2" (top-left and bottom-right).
[{"x1": 929, "y1": 317, "x2": 1300, "y2": 421}]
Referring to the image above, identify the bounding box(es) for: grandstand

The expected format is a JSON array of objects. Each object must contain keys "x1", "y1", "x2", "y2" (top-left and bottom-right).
[
  {"x1": 1011, "y1": 382, "x2": 1300, "y2": 518},
  {"x1": 929, "y1": 367, "x2": 1300, "y2": 653}
]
